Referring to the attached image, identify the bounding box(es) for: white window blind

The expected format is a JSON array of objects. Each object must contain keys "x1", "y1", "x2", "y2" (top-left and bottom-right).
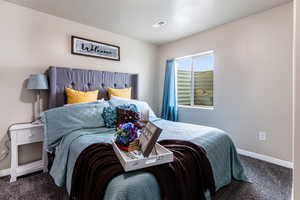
[{"x1": 176, "y1": 52, "x2": 214, "y2": 107}]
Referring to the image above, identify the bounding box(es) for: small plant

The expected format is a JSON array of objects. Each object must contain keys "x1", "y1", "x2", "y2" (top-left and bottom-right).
[{"x1": 115, "y1": 122, "x2": 139, "y2": 147}]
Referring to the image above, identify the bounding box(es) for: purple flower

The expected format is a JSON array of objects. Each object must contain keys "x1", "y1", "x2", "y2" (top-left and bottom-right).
[{"x1": 115, "y1": 122, "x2": 139, "y2": 145}]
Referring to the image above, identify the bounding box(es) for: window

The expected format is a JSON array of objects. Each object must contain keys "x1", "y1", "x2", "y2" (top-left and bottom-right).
[{"x1": 176, "y1": 51, "x2": 214, "y2": 107}]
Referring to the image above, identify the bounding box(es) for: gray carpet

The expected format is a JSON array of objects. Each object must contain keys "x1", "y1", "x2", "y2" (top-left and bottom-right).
[{"x1": 0, "y1": 155, "x2": 292, "y2": 200}]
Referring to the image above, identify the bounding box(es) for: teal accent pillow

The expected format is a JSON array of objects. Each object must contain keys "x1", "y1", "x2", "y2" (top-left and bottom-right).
[
  {"x1": 102, "y1": 104, "x2": 138, "y2": 128},
  {"x1": 102, "y1": 106, "x2": 117, "y2": 128}
]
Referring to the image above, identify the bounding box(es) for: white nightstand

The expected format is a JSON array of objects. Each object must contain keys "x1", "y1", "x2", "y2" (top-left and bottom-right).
[{"x1": 9, "y1": 123, "x2": 48, "y2": 182}]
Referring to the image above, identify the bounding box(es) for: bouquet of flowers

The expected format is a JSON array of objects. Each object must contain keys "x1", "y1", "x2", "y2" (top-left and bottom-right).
[{"x1": 115, "y1": 122, "x2": 139, "y2": 152}]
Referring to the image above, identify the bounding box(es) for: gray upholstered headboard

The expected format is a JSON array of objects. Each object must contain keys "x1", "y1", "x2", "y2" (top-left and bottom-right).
[{"x1": 48, "y1": 66, "x2": 138, "y2": 109}]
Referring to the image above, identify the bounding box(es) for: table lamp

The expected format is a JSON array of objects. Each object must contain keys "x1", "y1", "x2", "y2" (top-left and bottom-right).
[{"x1": 26, "y1": 74, "x2": 49, "y2": 122}]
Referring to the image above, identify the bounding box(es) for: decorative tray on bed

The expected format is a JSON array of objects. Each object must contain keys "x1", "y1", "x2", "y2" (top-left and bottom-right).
[
  {"x1": 112, "y1": 140, "x2": 174, "y2": 172},
  {"x1": 113, "y1": 121, "x2": 174, "y2": 172}
]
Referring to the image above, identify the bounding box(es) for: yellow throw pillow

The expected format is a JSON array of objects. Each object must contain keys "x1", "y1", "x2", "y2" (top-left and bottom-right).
[
  {"x1": 107, "y1": 88, "x2": 131, "y2": 99},
  {"x1": 65, "y1": 88, "x2": 99, "y2": 104}
]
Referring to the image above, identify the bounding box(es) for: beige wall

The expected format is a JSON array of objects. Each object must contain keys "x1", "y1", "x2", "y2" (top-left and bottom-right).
[
  {"x1": 0, "y1": 1, "x2": 158, "y2": 170},
  {"x1": 294, "y1": 0, "x2": 300, "y2": 199},
  {"x1": 157, "y1": 3, "x2": 293, "y2": 162}
]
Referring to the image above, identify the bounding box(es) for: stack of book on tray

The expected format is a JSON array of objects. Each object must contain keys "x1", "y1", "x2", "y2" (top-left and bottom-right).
[{"x1": 116, "y1": 139, "x2": 139, "y2": 152}]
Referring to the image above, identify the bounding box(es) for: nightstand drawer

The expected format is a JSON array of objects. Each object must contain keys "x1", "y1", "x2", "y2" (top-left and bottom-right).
[{"x1": 16, "y1": 127, "x2": 43, "y2": 145}]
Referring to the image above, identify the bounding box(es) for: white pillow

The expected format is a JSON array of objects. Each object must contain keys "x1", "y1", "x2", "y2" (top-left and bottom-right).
[{"x1": 109, "y1": 96, "x2": 157, "y2": 120}]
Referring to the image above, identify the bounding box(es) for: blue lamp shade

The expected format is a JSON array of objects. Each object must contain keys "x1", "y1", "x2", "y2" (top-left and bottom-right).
[{"x1": 26, "y1": 74, "x2": 49, "y2": 90}]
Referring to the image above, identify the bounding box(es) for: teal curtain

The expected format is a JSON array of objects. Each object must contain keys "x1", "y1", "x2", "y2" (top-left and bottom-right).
[{"x1": 161, "y1": 60, "x2": 178, "y2": 121}]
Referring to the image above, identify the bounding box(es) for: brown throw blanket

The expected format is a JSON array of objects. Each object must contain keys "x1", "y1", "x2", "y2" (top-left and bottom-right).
[{"x1": 70, "y1": 140, "x2": 215, "y2": 200}]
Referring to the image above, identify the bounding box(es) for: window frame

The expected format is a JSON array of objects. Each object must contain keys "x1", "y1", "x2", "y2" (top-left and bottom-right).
[{"x1": 175, "y1": 50, "x2": 215, "y2": 109}]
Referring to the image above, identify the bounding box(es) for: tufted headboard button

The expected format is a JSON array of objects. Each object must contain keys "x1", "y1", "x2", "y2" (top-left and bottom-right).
[
  {"x1": 101, "y1": 83, "x2": 105, "y2": 88},
  {"x1": 114, "y1": 83, "x2": 117, "y2": 88}
]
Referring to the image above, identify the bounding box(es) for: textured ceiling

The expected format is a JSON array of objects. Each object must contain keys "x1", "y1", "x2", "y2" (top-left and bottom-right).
[{"x1": 5, "y1": 0, "x2": 292, "y2": 44}]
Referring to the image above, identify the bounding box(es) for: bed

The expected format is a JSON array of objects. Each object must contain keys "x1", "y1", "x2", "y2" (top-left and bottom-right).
[{"x1": 44, "y1": 66, "x2": 247, "y2": 200}]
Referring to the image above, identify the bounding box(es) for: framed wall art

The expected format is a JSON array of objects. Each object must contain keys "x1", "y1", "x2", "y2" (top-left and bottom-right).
[{"x1": 71, "y1": 36, "x2": 120, "y2": 61}]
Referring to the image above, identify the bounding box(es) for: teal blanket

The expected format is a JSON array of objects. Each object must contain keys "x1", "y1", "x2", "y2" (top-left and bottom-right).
[{"x1": 47, "y1": 120, "x2": 247, "y2": 200}]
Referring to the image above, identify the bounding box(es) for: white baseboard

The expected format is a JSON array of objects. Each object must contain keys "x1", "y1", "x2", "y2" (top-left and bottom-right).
[
  {"x1": 0, "y1": 168, "x2": 10, "y2": 177},
  {"x1": 237, "y1": 148, "x2": 294, "y2": 169}
]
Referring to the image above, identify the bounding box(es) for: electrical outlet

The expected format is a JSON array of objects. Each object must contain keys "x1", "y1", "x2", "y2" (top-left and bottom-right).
[{"x1": 259, "y1": 131, "x2": 267, "y2": 141}]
